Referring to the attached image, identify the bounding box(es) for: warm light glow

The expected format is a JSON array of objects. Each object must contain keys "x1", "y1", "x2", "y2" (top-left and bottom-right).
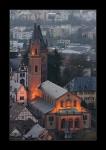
[
  {"x1": 30, "y1": 87, "x2": 42, "y2": 100},
  {"x1": 51, "y1": 100, "x2": 86, "y2": 113},
  {"x1": 32, "y1": 50, "x2": 35, "y2": 56}
]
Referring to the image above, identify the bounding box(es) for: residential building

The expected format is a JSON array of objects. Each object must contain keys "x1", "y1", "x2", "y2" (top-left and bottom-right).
[
  {"x1": 10, "y1": 103, "x2": 38, "y2": 123},
  {"x1": 65, "y1": 77, "x2": 96, "y2": 107},
  {"x1": 10, "y1": 64, "x2": 28, "y2": 87}
]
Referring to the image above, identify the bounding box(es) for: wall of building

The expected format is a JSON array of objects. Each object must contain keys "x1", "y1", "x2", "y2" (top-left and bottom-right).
[
  {"x1": 16, "y1": 85, "x2": 27, "y2": 103},
  {"x1": 83, "y1": 112, "x2": 91, "y2": 128},
  {"x1": 51, "y1": 93, "x2": 83, "y2": 113},
  {"x1": 76, "y1": 91, "x2": 96, "y2": 105},
  {"x1": 57, "y1": 115, "x2": 83, "y2": 133},
  {"x1": 45, "y1": 114, "x2": 56, "y2": 129},
  {"x1": 15, "y1": 107, "x2": 38, "y2": 123}
]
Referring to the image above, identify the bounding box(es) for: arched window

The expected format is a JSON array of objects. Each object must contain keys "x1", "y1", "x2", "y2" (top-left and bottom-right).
[
  {"x1": 35, "y1": 65, "x2": 38, "y2": 72},
  {"x1": 61, "y1": 119, "x2": 65, "y2": 128},
  {"x1": 74, "y1": 100, "x2": 77, "y2": 107},
  {"x1": 60, "y1": 101, "x2": 64, "y2": 107},
  {"x1": 69, "y1": 119, "x2": 73, "y2": 128},
  {"x1": 35, "y1": 49, "x2": 37, "y2": 55},
  {"x1": 66, "y1": 100, "x2": 71, "y2": 107},
  {"x1": 20, "y1": 79, "x2": 25, "y2": 86},
  {"x1": 75, "y1": 118, "x2": 80, "y2": 128}
]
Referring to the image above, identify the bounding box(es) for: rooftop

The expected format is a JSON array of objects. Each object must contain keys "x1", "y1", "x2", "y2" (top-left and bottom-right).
[
  {"x1": 31, "y1": 23, "x2": 47, "y2": 51},
  {"x1": 66, "y1": 76, "x2": 96, "y2": 92},
  {"x1": 24, "y1": 123, "x2": 45, "y2": 139},
  {"x1": 10, "y1": 103, "x2": 25, "y2": 120},
  {"x1": 40, "y1": 80, "x2": 68, "y2": 100},
  {"x1": 30, "y1": 99, "x2": 54, "y2": 114},
  {"x1": 9, "y1": 119, "x2": 35, "y2": 135}
]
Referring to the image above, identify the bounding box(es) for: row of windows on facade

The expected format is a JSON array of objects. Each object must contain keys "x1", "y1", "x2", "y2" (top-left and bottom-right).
[
  {"x1": 48, "y1": 115, "x2": 87, "y2": 122},
  {"x1": 77, "y1": 91, "x2": 95, "y2": 95},
  {"x1": 43, "y1": 94, "x2": 78, "y2": 107},
  {"x1": 83, "y1": 97, "x2": 95, "y2": 101},
  {"x1": 61, "y1": 119, "x2": 80, "y2": 128},
  {"x1": 48, "y1": 115, "x2": 87, "y2": 128},
  {"x1": 20, "y1": 72, "x2": 25, "y2": 77}
]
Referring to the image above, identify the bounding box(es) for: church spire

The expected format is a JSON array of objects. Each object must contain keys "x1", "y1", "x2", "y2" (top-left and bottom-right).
[
  {"x1": 32, "y1": 23, "x2": 47, "y2": 51},
  {"x1": 32, "y1": 23, "x2": 39, "y2": 42}
]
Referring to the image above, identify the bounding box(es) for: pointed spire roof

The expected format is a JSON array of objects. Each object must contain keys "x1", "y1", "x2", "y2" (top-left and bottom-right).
[{"x1": 32, "y1": 23, "x2": 47, "y2": 51}]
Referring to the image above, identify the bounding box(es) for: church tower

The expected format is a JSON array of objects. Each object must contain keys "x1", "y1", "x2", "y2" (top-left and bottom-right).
[{"x1": 28, "y1": 24, "x2": 48, "y2": 100}]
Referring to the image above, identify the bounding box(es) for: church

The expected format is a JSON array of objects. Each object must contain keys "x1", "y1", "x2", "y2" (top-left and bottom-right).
[
  {"x1": 10, "y1": 23, "x2": 91, "y2": 135},
  {"x1": 28, "y1": 23, "x2": 48, "y2": 100},
  {"x1": 27, "y1": 23, "x2": 91, "y2": 134}
]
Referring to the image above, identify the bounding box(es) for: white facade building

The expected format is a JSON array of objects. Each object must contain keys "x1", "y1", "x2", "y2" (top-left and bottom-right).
[{"x1": 10, "y1": 64, "x2": 28, "y2": 88}]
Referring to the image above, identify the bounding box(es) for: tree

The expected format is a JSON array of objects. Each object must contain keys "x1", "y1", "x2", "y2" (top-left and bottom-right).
[
  {"x1": 47, "y1": 49, "x2": 63, "y2": 86},
  {"x1": 61, "y1": 67, "x2": 71, "y2": 86},
  {"x1": 61, "y1": 54, "x2": 92, "y2": 86}
]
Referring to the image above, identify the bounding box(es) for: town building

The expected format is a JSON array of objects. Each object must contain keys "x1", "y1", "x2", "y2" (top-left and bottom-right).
[
  {"x1": 10, "y1": 63, "x2": 28, "y2": 87},
  {"x1": 9, "y1": 119, "x2": 36, "y2": 140},
  {"x1": 23, "y1": 123, "x2": 52, "y2": 140},
  {"x1": 10, "y1": 103, "x2": 38, "y2": 123},
  {"x1": 65, "y1": 77, "x2": 96, "y2": 107},
  {"x1": 10, "y1": 23, "x2": 92, "y2": 138},
  {"x1": 26, "y1": 24, "x2": 91, "y2": 135},
  {"x1": 28, "y1": 80, "x2": 91, "y2": 134}
]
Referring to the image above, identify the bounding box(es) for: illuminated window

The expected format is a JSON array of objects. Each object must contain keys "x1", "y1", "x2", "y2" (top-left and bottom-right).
[
  {"x1": 35, "y1": 49, "x2": 37, "y2": 55},
  {"x1": 61, "y1": 101, "x2": 64, "y2": 107},
  {"x1": 75, "y1": 119, "x2": 80, "y2": 128},
  {"x1": 66, "y1": 100, "x2": 71, "y2": 107},
  {"x1": 20, "y1": 96, "x2": 24, "y2": 100},
  {"x1": 35, "y1": 66, "x2": 38, "y2": 72},
  {"x1": 74, "y1": 100, "x2": 77, "y2": 107}
]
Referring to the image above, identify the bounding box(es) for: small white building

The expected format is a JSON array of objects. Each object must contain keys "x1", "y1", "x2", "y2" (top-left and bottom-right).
[
  {"x1": 10, "y1": 80, "x2": 21, "y2": 102},
  {"x1": 10, "y1": 64, "x2": 28, "y2": 88}
]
